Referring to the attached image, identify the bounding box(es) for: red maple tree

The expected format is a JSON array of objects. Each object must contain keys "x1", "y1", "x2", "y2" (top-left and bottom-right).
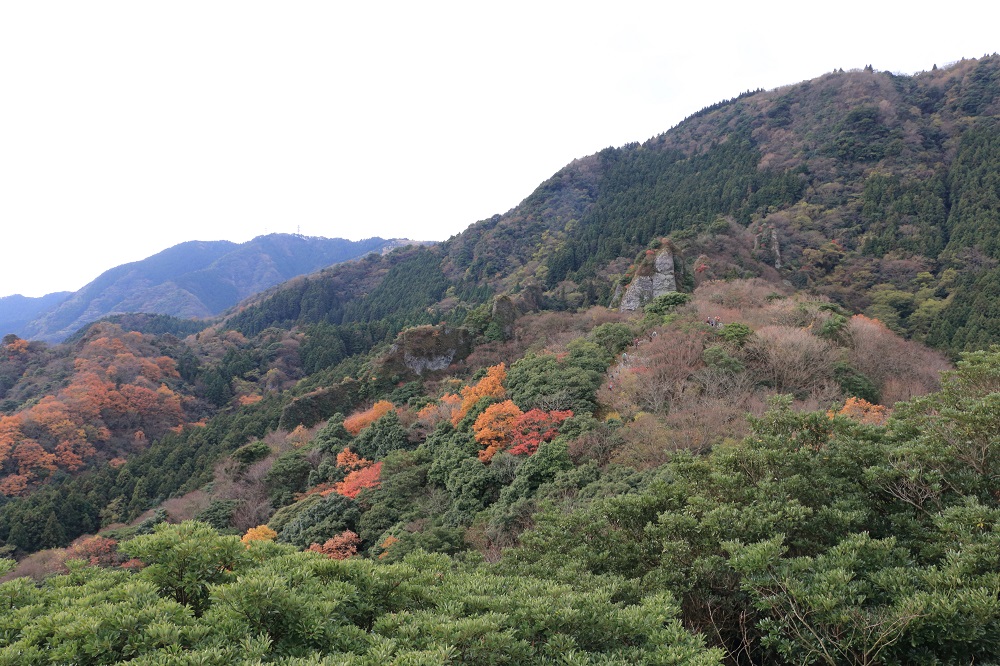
[{"x1": 334, "y1": 461, "x2": 383, "y2": 498}]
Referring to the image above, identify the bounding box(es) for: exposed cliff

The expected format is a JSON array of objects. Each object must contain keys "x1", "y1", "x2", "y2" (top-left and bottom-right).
[
  {"x1": 616, "y1": 243, "x2": 686, "y2": 311},
  {"x1": 379, "y1": 324, "x2": 474, "y2": 377}
]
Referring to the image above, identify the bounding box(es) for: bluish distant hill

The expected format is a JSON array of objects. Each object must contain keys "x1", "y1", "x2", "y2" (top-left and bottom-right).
[
  {"x1": 16, "y1": 234, "x2": 407, "y2": 342},
  {"x1": 0, "y1": 292, "x2": 72, "y2": 338}
]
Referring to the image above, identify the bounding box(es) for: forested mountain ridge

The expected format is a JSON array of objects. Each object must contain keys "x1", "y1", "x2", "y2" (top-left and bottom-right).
[
  {"x1": 437, "y1": 55, "x2": 1000, "y2": 353},
  {"x1": 2, "y1": 57, "x2": 1000, "y2": 664},
  {"x1": 14, "y1": 234, "x2": 406, "y2": 343},
  {"x1": 210, "y1": 56, "x2": 1000, "y2": 357}
]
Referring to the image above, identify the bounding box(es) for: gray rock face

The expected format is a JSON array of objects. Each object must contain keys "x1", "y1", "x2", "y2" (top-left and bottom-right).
[
  {"x1": 380, "y1": 325, "x2": 474, "y2": 377},
  {"x1": 619, "y1": 248, "x2": 682, "y2": 312},
  {"x1": 619, "y1": 276, "x2": 655, "y2": 311},
  {"x1": 652, "y1": 251, "x2": 677, "y2": 294},
  {"x1": 403, "y1": 351, "x2": 457, "y2": 375}
]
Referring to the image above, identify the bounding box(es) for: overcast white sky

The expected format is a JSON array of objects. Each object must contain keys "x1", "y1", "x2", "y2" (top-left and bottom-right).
[{"x1": 1, "y1": 2, "x2": 996, "y2": 297}]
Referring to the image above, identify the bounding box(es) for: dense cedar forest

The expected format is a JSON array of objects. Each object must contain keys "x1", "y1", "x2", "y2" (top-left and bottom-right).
[{"x1": 2, "y1": 57, "x2": 1000, "y2": 664}]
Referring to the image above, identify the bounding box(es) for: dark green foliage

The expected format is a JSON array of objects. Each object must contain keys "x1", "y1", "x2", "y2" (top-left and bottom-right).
[
  {"x1": 344, "y1": 248, "x2": 451, "y2": 324},
  {"x1": 201, "y1": 366, "x2": 234, "y2": 406},
  {"x1": 915, "y1": 122, "x2": 1000, "y2": 352},
  {"x1": 353, "y1": 410, "x2": 410, "y2": 460},
  {"x1": 955, "y1": 54, "x2": 1000, "y2": 115},
  {"x1": 859, "y1": 172, "x2": 947, "y2": 257},
  {"x1": 703, "y1": 345, "x2": 745, "y2": 374},
  {"x1": 831, "y1": 105, "x2": 899, "y2": 162},
  {"x1": 264, "y1": 452, "x2": 312, "y2": 507},
  {"x1": 819, "y1": 313, "x2": 849, "y2": 340},
  {"x1": 766, "y1": 96, "x2": 793, "y2": 127},
  {"x1": 228, "y1": 246, "x2": 451, "y2": 339},
  {"x1": 388, "y1": 380, "x2": 423, "y2": 405},
  {"x1": 717, "y1": 321, "x2": 753, "y2": 347},
  {"x1": 495, "y1": 440, "x2": 572, "y2": 509},
  {"x1": 0, "y1": 544, "x2": 722, "y2": 664},
  {"x1": 64, "y1": 313, "x2": 210, "y2": 344},
  {"x1": 376, "y1": 526, "x2": 467, "y2": 562},
  {"x1": 944, "y1": 121, "x2": 1000, "y2": 259},
  {"x1": 644, "y1": 291, "x2": 692, "y2": 315},
  {"x1": 312, "y1": 414, "x2": 349, "y2": 453},
  {"x1": 194, "y1": 499, "x2": 240, "y2": 531},
  {"x1": 462, "y1": 302, "x2": 492, "y2": 336},
  {"x1": 588, "y1": 321, "x2": 635, "y2": 357},
  {"x1": 298, "y1": 322, "x2": 349, "y2": 374},
  {"x1": 833, "y1": 361, "x2": 880, "y2": 403},
  {"x1": 38, "y1": 511, "x2": 67, "y2": 549},
  {"x1": 278, "y1": 378, "x2": 362, "y2": 430},
  {"x1": 267, "y1": 493, "x2": 323, "y2": 535},
  {"x1": 355, "y1": 449, "x2": 437, "y2": 543},
  {"x1": 231, "y1": 440, "x2": 270, "y2": 469},
  {"x1": 928, "y1": 266, "x2": 1000, "y2": 354},
  {"x1": 122, "y1": 521, "x2": 247, "y2": 616},
  {"x1": 506, "y1": 341, "x2": 606, "y2": 413},
  {"x1": 277, "y1": 493, "x2": 361, "y2": 548},
  {"x1": 544, "y1": 133, "x2": 804, "y2": 287},
  {"x1": 441, "y1": 457, "x2": 504, "y2": 527}
]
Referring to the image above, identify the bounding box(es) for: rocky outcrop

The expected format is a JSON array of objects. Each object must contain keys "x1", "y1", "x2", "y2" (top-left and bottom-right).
[
  {"x1": 491, "y1": 295, "x2": 519, "y2": 341},
  {"x1": 380, "y1": 325, "x2": 474, "y2": 377},
  {"x1": 617, "y1": 245, "x2": 685, "y2": 312}
]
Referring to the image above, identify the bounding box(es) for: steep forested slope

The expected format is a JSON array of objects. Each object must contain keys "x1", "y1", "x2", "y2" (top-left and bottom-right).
[{"x1": 438, "y1": 56, "x2": 1000, "y2": 354}]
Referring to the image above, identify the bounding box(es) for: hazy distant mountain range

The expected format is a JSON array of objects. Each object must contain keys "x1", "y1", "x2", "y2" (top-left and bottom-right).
[
  {"x1": 1, "y1": 234, "x2": 425, "y2": 342},
  {"x1": 0, "y1": 292, "x2": 73, "y2": 337}
]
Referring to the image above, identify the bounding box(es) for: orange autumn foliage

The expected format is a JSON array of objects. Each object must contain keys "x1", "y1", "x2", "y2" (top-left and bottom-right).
[
  {"x1": 298, "y1": 483, "x2": 337, "y2": 498},
  {"x1": 13, "y1": 439, "x2": 57, "y2": 479},
  {"x1": 834, "y1": 396, "x2": 890, "y2": 426},
  {"x1": 475, "y1": 403, "x2": 573, "y2": 462},
  {"x1": 241, "y1": 525, "x2": 278, "y2": 544},
  {"x1": 0, "y1": 414, "x2": 23, "y2": 467},
  {"x1": 65, "y1": 535, "x2": 120, "y2": 567},
  {"x1": 850, "y1": 313, "x2": 888, "y2": 329},
  {"x1": 451, "y1": 364, "x2": 507, "y2": 426},
  {"x1": 308, "y1": 530, "x2": 360, "y2": 560},
  {"x1": 336, "y1": 447, "x2": 371, "y2": 472},
  {"x1": 0, "y1": 325, "x2": 190, "y2": 493},
  {"x1": 378, "y1": 535, "x2": 399, "y2": 560},
  {"x1": 0, "y1": 474, "x2": 29, "y2": 497},
  {"x1": 3, "y1": 337, "x2": 29, "y2": 356},
  {"x1": 301, "y1": 449, "x2": 375, "y2": 498},
  {"x1": 334, "y1": 461, "x2": 383, "y2": 498},
  {"x1": 416, "y1": 402, "x2": 439, "y2": 421},
  {"x1": 417, "y1": 393, "x2": 462, "y2": 428},
  {"x1": 54, "y1": 437, "x2": 96, "y2": 473},
  {"x1": 343, "y1": 400, "x2": 395, "y2": 435},
  {"x1": 474, "y1": 400, "x2": 524, "y2": 462}
]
